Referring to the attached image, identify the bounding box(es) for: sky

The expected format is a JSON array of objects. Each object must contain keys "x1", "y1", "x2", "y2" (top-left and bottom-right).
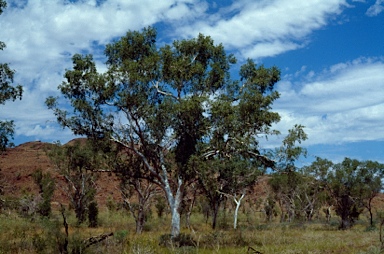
[{"x1": 0, "y1": 0, "x2": 383, "y2": 165}]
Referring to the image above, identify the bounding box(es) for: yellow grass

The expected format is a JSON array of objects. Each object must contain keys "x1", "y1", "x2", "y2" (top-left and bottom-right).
[{"x1": 0, "y1": 209, "x2": 382, "y2": 254}]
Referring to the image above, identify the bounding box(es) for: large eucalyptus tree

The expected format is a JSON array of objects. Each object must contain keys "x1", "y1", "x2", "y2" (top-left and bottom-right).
[{"x1": 47, "y1": 27, "x2": 285, "y2": 237}]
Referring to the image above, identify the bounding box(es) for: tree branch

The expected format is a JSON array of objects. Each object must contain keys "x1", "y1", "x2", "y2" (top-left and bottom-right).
[{"x1": 153, "y1": 81, "x2": 178, "y2": 100}]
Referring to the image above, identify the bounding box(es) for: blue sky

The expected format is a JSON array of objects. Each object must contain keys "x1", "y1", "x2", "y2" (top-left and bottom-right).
[{"x1": 0, "y1": 0, "x2": 383, "y2": 164}]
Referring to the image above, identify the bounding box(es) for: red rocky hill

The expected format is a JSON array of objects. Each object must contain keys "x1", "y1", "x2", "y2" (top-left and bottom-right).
[{"x1": 0, "y1": 140, "x2": 121, "y2": 209}]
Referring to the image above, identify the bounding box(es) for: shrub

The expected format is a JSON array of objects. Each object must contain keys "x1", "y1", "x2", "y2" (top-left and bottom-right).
[
  {"x1": 32, "y1": 169, "x2": 55, "y2": 218},
  {"x1": 88, "y1": 201, "x2": 98, "y2": 228},
  {"x1": 159, "y1": 233, "x2": 196, "y2": 248},
  {"x1": 155, "y1": 195, "x2": 167, "y2": 218}
]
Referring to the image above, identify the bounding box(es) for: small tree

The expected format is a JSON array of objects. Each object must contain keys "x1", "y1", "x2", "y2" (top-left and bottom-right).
[
  {"x1": 108, "y1": 142, "x2": 160, "y2": 234},
  {"x1": 308, "y1": 157, "x2": 384, "y2": 229},
  {"x1": 359, "y1": 160, "x2": 384, "y2": 227},
  {"x1": 32, "y1": 168, "x2": 55, "y2": 217},
  {"x1": 48, "y1": 140, "x2": 98, "y2": 225},
  {"x1": 269, "y1": 125, "x2": 308, "y2": 222}
]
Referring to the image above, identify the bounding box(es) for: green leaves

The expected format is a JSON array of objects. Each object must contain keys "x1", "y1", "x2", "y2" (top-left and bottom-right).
[
  {"x1": 47, "y1": 140, "x2": 100, "y2": 225},
  {"x1": 0, "y1": 1, "x2": 23, "y2": 151},
  {"x1": 0, "y1": 0, "x2": 6, "y2": 15},
  {"x1": 0, "y1": 120, "x2": 15, "y2": 152},
  {"x1": 0, "y1": 1, "x2": 23, "y2": 105},
  {"x1": 274, "y1": 124, "x2": 308, "y2": 171},
  {"x1": 305, "y1": 157, "x2": 384, "y2": 228},
  {"x1": 0, "y1": 63, "x2": 22, "y2": 105}
]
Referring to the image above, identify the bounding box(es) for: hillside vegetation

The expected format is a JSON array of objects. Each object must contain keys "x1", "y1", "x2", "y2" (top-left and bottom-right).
[{"x1": 1, "y1": 140, "x2": 384, "y2": 253}]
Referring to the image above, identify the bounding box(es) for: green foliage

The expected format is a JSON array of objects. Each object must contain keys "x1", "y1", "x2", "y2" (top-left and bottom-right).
[
  {"x1": 306, "y1": 157, "x2": 384, "y2": 229},
  {"x1": 0, "y1": 1, "x2": 23, "y2": 152},
  {"x1": 0, "y1": 120, "x2": 15, "y2": 152},
  {"x1": 106, "y1": 196, "x2": 117, "y2": 211},
  {"x1": 264, "y1": 195, "x2": 278, "y2": 222},
  {"x1": 114, "y1": 229, "x2": 128, "y2": 244},
  {"x1": 0, "y1": 62, "x2": 22, "y2": 105},
  {"x1": 274, "y1": 124, "x2": 308, "y2": 171},
  {"x1": 268, "y1": 125, "x2": 312, "y2": 222},
  {"x1": 46, "y1": 26, "x2": 300, "y2": 237},
  {"x1": 0, "y1": 0, "x2": 6, "y2": 15},
  {"x1": 32, "y1": 233, "x2": 47, "y2": 253},
  {"x1": 47, "y1": 140, "x2": 99, "y2": 226},
  {"x1": 32, "y1": 169, "x2": 55, "y2": 217},
  {"x1": 155, "y1": 195, "x2": 167, "y2": 218}
]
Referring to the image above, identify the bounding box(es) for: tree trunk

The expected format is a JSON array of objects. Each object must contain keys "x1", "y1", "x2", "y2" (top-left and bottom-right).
[
  {"x1": 325, "y1": 205, "x2": 331, "y2": 222},
  {"x1": 163, "y1": 173, "x2": 183, "y2": 238},
  {"x1": 211, "y1": 202, "x2": 220, "y2": 229},
  {"x1": 369, "y1": 208, "x2": 373, "y2": 227},
  {"x1": 170, "y1": 205, "x2": 181, "y2": 237},
  {"x1": 340, "y1": 218, "x2": 351, "y2": 229},
  {"x1": 279, "y1": 199, "x2": 285, "y2": 223},
  {"x1": 233, "y1": 193, "x2": 245, "y2": 229},
  {"x1": 136, "y1": 207, "x2": 145, "y2": 234},
  {"x1": 168, "y1": 186, "x2": 182, "y2": 238},
  {"x1": 367, "y1": 198, "x2": 374, "y2": 227},
  {"x1": 185, "y1": 186, "x2": 197, "y2": 230}
]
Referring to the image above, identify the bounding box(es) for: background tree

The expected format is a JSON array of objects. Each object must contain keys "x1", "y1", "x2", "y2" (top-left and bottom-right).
[
  {"x1": 32, "y1": 169, "x2": 55, "y2": 217},
  {"x1": 114, "y1": 148, "x2": 159, "y2": 234},
  {"x1": 190, "y1": 59, "x2": 282, "y2": 229},
  {"x1": 359, "y1": 160, "x2": 384, "y2": 227},
  {"x1": 193, "y1": 153, "x2": 263, "y2": 229},
  {"x1": 330, "y1": 158, "x2": 384, "y2": 229},
  {"x1": 46, "y1": 27, "x2": 296, "y2": 237},
  {"x1": 307, "y1": 157, "x2": 384, "y2": 229},
  {"x1": 269, "y1": 125, "x2": 308, "y2": 222},
  {"x1": 0, "y1": 0, "x2": 23, "y2": 152},
  {"x1": 48, "y1": 140, "x2": 99, "y2": 226}
]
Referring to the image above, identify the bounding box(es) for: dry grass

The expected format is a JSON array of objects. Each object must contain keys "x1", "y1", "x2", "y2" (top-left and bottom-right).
[{"x1": 0, "y1": 209, "x2": 382, "y2": 254}]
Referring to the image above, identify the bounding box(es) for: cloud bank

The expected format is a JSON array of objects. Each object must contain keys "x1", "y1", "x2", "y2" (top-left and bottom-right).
[{"x1": 273, "y1": 57, "x2": 384, "y2": 146}]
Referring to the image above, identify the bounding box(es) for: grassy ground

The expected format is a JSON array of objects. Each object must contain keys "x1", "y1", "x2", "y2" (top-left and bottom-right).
[{"x1": 0, "y1": 209, "x2": 382, "y2": 254}]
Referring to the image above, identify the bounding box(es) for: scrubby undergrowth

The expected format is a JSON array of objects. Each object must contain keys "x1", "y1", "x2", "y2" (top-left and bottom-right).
[{"x1": 0, "y1": 208, "x2": 382, "y2": 254}]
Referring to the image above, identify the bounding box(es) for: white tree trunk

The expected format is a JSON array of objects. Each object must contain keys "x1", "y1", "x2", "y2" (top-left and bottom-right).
[
  {"x1": 169, "y1": 179, "x2": 182, "y2": 238},
  {"x1": 161, "y1": 163, "x2": 183, "y2": 238},
  {"x1": 233, "y1": 193, "x2": 245, "y2": 229},
  {"x1": 170, "y1": 202, "x2": 181, "y2": 237}
]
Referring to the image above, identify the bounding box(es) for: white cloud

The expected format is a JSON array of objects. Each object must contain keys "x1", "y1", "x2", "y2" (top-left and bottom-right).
[
  {"x1": 366, "y1": 0, "x2": 384, "y2": 16},
  {"x1": 240, "y1": 40, "x2": 303, "y2": 59},
  {"x1": 173, "y1": 0, "x2": 348, "y2": 59},
  {"x1": 272, "y1": 58, "x2": 384, "y2": 146}
]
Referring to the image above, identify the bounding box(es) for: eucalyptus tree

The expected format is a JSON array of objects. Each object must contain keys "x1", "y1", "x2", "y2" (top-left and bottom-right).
[
  {"x1": 47, "y1": 140, "x2": 99, "y2": 226},
  {"x1": 193, "y1": 147, "x2": 267, "y2": 229},
  {"x1": 327, "y1": 158, "x2": 384, "y2": 229},
  {"x1": 0, "y1": 0, "x2": 23, "y2": 152},
  {"x1": 360, "y1": 160, "x2": 384, "y2": 227},
  {"x1": 306, "y1": 157, "x2": 384, "y2": 229},
  {"x1": 269, "y1": 125, "x2": 308, "y2": 222},
  {"x1": 191, "y1": 58, "x2": 281, "y2": 229},
  {"x1": 114, "y1": 146, "x2": 159, "y2": 234},
  {"x1": 46, "y1": 27, "x2": 290, "y2": 237}
]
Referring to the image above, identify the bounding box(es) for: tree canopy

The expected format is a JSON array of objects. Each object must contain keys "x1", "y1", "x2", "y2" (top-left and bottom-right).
[
  {"x1": 46, "y1": 26, "x2": 294, "y2": 237},
  {"x1": 305, "y1": 157, "x2": 384, "y2": 229}
]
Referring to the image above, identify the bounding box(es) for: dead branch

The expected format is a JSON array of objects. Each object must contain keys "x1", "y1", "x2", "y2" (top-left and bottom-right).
[{"x1": 82, "y1": 232, "x2": 114, "y2": 249}]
